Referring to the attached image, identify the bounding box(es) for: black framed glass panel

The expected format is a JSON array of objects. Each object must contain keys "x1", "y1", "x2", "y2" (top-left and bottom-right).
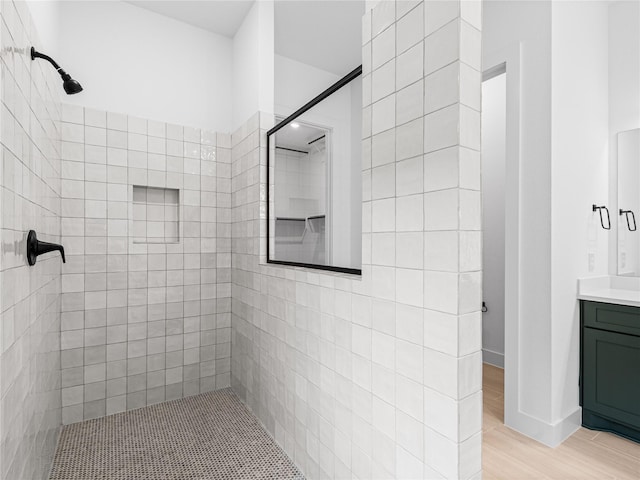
[{"x1": 267, "y1": 66, "x2": 362, "y2": 275}]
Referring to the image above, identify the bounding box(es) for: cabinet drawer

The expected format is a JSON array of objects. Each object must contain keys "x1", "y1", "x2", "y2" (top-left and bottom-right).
[
  {"x1": 582, "y1": 300, "x2": 640, "y2": 336},
  {"x1": 582, "y1": 327, "x2": 640, "y2": 430}
]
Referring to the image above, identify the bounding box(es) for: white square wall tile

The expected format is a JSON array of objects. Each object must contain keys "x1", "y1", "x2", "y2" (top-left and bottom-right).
[
  {"x1": 461, "y1": 0, "x2": 482, "y2": 30},
  {"x1": 460, "y1": 105, "x2": 480, "y2": 150},
  {"x1": 372, "y1": 95, "x2": 396, "y2": 135},
  {"x1": 458, "y1": 271, "x2": 481, "y2": 315},
  {"x1": 424, "y1": 427, "x2": 458, "y2": 479},
  {"x1": 424, "y1": 189, "x2": 459, "y2": 231},
  {"x1": 395, "y1": 268, "x2": 423, "y2": 307},
  {"x1": 396, "y1": 194, "x2": 423, "y2": 232},
  {"x1": 424, "y1": 231, "x2": 459, "y2": 272},
  {"x1": 372, "y1": 60, "x2": 395, "y2": 103},
  {"x1": 372, "y1": 0, "x2": 395, "y2": 37},
  {"x1": 395, "y1": 339, "x2": 422, "y2": 383},
  {"x1": 424, "y1": 147, "x2": 459, "y2": 192},
  {"x1": 424, "y1": 104, "x2": 459, "y2": 153},
  {"x1": 424, "y1": 271, "x2": 458, "y2": 314},
  {"x1": 396, "y1": 80, "x2": 424, "y2": 126},
  {"x1": 372, "y1": 232, "x2": 395, "y2": 266},
  {"x1": 396, "y1": 118, "x2": 423, "y2": 161},
  {"x1": 395, "y1": 303, "x2": 423, "y2": 346},
  {"x1": 459, "y1": 189, "x2": 481, "y2": 230},
  {"x1": 425, "y1": 0, "x2": 460, "y2": 36},
  {"x1": 460, "y1": 63, "x2": 481, "y2": 111},
  {"x1": 372, "y1": 198, "x2": 396, "y2": 232},
  {"x1": 372, "y1": 163, "x2": 396, "y2": 199},
  {"x1": 396, "y1": 42, "x2": 423, "y2": 91},
  {"x1": 396, "y1": 156, "x2": 423, "y2": 197},
  {"x1": 458, "y1": 311, "x2": 481, "y2": 356},
  {"x1": 425, "y1": 19, "x2": 459, "y2": 75},
  {"x1": 372, "y1": 265, "x2": 396, "y2": 301},
  {"x1": 425, "y1": 62, "x2": 459, "y2": 114},
  {"x1": 459, "y1": 147, "x2": 481, "y2": 190},
  {"x1": 372, "y1": 24, "x2": 396, "y2": 70},
  {"x1": 459, "y1": 231, "x2": 481, "y2": 272},
  {"x1": 396, "y1": 2, "x2": 424, "y2": 54},
  {"x1": 395, "y1": 232, "x2": 423, "y2": 269},
  {"x1": 458, "y1": 351, "x2": 482, "y2": 398},
  {"x1": 424, "y1": 387, "x2": 458, "y2": 441},
  {"x1": 460, "y1": 20, "x2": 482, "y2": 71},
  {"x1": 372, "y1": 129, "x2": 395, "y2": 167},
  {"x1": 423, "y1": 348, "x2": 457, "y2": 398},
  {"x1": 396, "y1": 410, "x2": 424, "y2": 461}
]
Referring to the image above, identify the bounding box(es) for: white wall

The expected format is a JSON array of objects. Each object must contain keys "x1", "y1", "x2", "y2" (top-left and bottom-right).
[
  {"x1": 232, "y1": 0, "x2": 274, "y2": 131},
  {"x1": 551, "y1": 0, "x2": 609, "y2": 426},
  {"x1": 484, "y1": 0, "x2": 610, "y2": 446},
  {"x1": 58, "y1": 1, "x2": 233, "y2": 132},
  {"x1": 481, "y1": 73, "x2": 506, "y2": 368},
  {"x1": 26, "y1": 0, "x2": 60, "y2": 54},
  {"x1": 483, "y1": 0, "x2": 554, "y2": 430}
]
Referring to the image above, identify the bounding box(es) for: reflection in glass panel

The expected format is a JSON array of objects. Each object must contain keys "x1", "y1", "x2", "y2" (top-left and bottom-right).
[
  {"x1": 267, "y1": 70, "x2": 362, "y2": 273},
  {"x1": 274, "y1": 122, "x2": 329, "y2": 265}
]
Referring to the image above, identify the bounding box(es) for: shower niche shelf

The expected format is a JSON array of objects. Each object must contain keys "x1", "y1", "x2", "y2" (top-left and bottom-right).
[{"x1": 132, "y1": 186, "x2": 180, "y2": 244}]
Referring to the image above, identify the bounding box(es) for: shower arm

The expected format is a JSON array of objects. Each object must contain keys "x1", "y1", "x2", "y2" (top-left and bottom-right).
[{"x1": 31, "y1": 47, "x2": 69, "y2": 77}]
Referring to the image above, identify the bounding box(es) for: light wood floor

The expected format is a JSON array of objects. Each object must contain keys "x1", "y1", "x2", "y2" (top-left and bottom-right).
[{"x1": 482, "y1": 364, "x2": 640, "y2": 479}]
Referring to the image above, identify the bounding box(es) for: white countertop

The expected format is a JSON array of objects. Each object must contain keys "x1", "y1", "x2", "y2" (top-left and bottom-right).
[{"x1": 578, "y1": 276, "x2": 640, "y2": 308}]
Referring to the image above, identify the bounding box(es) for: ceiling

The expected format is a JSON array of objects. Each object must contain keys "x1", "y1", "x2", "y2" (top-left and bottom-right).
[
  {"x1": 275, "y1": 1, "x2": 364, "y2": 76},
  {"x1": 126, "y1": 0, "x2": 364, "y2": 75},
  {"x1": 276, "y1": 121, "x2": 327, "y2": 152},
  {"x1": 126, "y1": 1, "x2": 254, "y2": 38}
]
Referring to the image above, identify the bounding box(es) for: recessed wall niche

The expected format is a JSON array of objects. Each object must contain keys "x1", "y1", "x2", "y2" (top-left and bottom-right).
[{"x1": 132, "y1": 186, "x2": 180, "y2": 243}]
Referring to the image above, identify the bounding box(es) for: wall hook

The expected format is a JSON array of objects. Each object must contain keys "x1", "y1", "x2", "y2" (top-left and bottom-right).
[
  {"x1": 619, "y1": 209, "x2": 637, "y2": 232},
  {"x1": 592, "y1": 205, "x2": 611, "y2": 230},
  {"x1": 27, "y1": 230, "x2": 65, "y2": 265}
]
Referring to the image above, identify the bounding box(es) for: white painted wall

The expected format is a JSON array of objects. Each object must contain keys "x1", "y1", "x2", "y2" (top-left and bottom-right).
[
  {"x1": 26, "y1": 0, "x2": 60, "y2": 54},
  {"x1": 232, "y1": 0, "x2": 274, "y2": 131},
  {"x1": 483, "y1": 0, "x2": 554, "y2": 431},
  {"x1": 481, "y1": 73, "x2": 506, "y2": 368},
  {"x1": 609, "y1": 1, "x2": 640, "y2": 275},
  {"x1": 484, "y1": 0, "x2": 610, "y2": 446},
  {"x1": 58, "y1": 1, "x2": 233, "y2": 132},
  {"x1": 550, "y1": 0, "x2": 609, "y2": 426}
]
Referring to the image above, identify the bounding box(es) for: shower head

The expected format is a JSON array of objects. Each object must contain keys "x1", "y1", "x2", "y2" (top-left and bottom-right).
[
  {"x1": 61, "y1": 73, "x2": 83, "y2": 95},
  {"x1": 30, "y1": 47, "x2": 83, "y2": 95}
]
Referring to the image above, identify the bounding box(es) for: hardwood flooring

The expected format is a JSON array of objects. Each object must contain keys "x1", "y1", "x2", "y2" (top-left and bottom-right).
[{"x1": 482, "y1": 364, "x2": 640, "y2": 479}]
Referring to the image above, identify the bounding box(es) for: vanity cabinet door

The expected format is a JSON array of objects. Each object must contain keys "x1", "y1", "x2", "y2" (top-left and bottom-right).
[{"x1": 583, "y1": 327, "x2": 640, "y2": 430}]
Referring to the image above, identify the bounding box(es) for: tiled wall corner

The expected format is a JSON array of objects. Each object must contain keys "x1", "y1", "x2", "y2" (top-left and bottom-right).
[
  {"x1": 231, "y1": 1, "x2": 483, "y2": 479},
  {"x1": 59, "y1": 105, "x2": 233, "y2": 424},
  {"x1": 0, "y1": 1, "x2": 63, "y2": 478}
]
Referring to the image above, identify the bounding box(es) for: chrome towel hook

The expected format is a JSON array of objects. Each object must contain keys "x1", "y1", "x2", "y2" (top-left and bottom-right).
[
  {"x1": 592, "y1": 205, "x2": 611, "y2": 230},
  {"x1": 620, "y1": 209, "x2": 637, "y2": 232}
]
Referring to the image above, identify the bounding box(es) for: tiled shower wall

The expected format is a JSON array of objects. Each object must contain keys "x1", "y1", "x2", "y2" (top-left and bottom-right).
[
  {"x1": 0, "y1": 1, "x2": 63, "y2": 478},
  {"x1": 59, "y1": 105, "x2": 232, "y2": 424},
  {"x1": 231, "y1": 1, "x2": 482, "y2": 479}
]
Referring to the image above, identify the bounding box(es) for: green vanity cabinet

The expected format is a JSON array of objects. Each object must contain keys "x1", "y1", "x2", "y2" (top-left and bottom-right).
[{"x1": 580, "y1": 300, "x2": 640, "y2": 443}]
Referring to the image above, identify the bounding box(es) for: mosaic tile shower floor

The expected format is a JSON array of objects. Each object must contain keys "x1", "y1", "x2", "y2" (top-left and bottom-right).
[{"x1": 49, "y1": 389, "x2": 304, "y2": 480}]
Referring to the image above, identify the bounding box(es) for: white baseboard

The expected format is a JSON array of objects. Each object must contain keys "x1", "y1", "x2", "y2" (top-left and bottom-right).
[
  {"x1": 482, "y1": 349, "x2": 504, "y2": 368},
  {"x1": 505, "y1": 406, "x2": 582, "y2": 448}
]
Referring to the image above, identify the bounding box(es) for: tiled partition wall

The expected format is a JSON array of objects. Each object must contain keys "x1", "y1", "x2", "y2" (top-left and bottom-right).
[
  {"x1": 231, "y1": 1, "x2": 482, "y2": 479},
  {"x1": 59, "y1": 105, "x2": 232, "y2": 424},
  {"x1": 0, "y1": 1, "x2": 63, "y2": 478}
]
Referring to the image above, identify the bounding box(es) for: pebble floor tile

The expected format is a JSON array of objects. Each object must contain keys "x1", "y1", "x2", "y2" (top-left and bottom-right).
[{"x1": 49, "y1": 388, "x2": 304, "y2": 479}]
